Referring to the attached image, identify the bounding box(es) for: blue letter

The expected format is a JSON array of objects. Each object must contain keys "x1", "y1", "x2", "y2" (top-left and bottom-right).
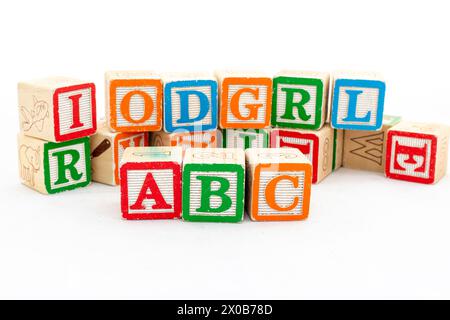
[
  {"x1": 176, "y1": 90, "x2": 210, "y2": 124},
  {"x1": 342, "y1": 89, "x2": 371, "y2": 122}
]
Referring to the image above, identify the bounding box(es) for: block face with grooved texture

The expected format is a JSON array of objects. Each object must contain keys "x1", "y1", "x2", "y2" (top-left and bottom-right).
[
  {"x1": 18, "y1": 77, "x2": 97, "y2": 142},
  {"x1": 222, "y1": 128, "x2": 269, "y2": 149},
  {"x1": 182, "y1": 148, "x2": 245, "y2": 223},
  {"x1": 385, "y1": 122, "x2": 449, "y2": 184},
  {"x1": 149, "y1": 130, "x2": 219, "y2": 156},
  {"x1": 120, "y1": 147, "x2": 182, "y2": 220}
]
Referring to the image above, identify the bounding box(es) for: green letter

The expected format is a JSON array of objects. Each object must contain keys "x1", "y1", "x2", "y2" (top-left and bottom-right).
[
  {"x1": 196, "y1": 176, "x2": 232, "y2": 213},
  {"x1": 238, "y1": 132, "x2": 257, "y2": 149},
  {"x1": 280, "y1": 87, "x2": 312, "y2": 121},
  {"x1": 52, "y1": 149, "x2": 83, "y2": 185}
]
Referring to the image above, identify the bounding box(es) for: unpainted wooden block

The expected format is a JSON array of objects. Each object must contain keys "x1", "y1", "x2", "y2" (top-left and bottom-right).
[
  {"x1": 18, "y1": 77, "x2": 96, "y2": 142},
  {"x1": 343, "y1": 115, "x2": 401, "y2": 172},
  {"x1": 222, "y1": 128, "x2": 269, "y2": 149},
  {"x1": 182, "y1": 148, "x2": 245, "y2": 223},
  {"x1": 18, "y1": 134, "x2": 91, "y2": 194},
  {"x1": 385, "y1": 121, "x2": 450, "y2": 184},
  {"x1": 120, "y1": 147, "x2": 183, "y2": 220},
  {"x1": 270, "y1": 125, "x2": 343, "y2": 183},
  {"x1": 90, "y1": 121, "x2": 149, "y2": 185},
  {"x1": 272, "y1": 70, "x2": 329, "y2": 130},
  {"x1": 149, "y1": 130, "x2": 219, "y2": 156},
  {"x1": 245, "y1": 148, "x2": 312, "y2": 221},
  {"x1": 216, "y1": 71, "x2": 272, "y2": 129},
  {"x1": 105, "y1": 71, "x2": 162, "y2": 133}
]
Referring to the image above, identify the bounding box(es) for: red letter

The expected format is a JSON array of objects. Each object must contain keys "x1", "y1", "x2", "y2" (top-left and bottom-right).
[
  {"x1": 130, "y1": 172, "x2": 172, "y2": 210},
  {"x1": 68, "y1": 94, "x2": 84, "y2": 129},
  {"x1": 279, "y1": 138, "x2": 311, "y2": 156}
]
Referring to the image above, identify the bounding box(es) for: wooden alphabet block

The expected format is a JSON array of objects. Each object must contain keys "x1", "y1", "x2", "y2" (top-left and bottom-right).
[
  {"x1": 385, "y1": 122, "x2": 450, "y2": 184},
  {"x1": 149, "y1": 130, "x2": 219, "y2": 155},
  {"x1": 162, "y1": 73, "x2": 218, "y2": 133},
  {"x1": 18, "y1": 134, "x2": 91, "y2": 194},
  {"x1": 270, "y1": 125, "x2": 343, "y2": 183},
  {"x1": 245, "y1": 148, "x2": 312, "y2": 221},
  {"x1": 272, "y1": 71, "x2": 329, "y2": 130},
  {"x1": 216, "y1": 71, "x2": 272, "y2": 129},
  {"x1": 343, "y1": 115, "x2": 401, "y2": 172},
  {"x1": 90, "y1": 121, "x2": 149, "y2": 185},
  {"x1": 182, "y1": 148, "x2": 245, "y2": 223},
  {"x1": 330, "y1": 72, "x2": 386, "y2": 131},
  {"x1": 222, "y1": 128, "x2": 269, "y2": 149},
  {"x1": 120, "y1": 147, "x2": 182, "y2": 220},
  {"x1": 105, "y1": 71, "x2": 162, "y2": 132},
  {"x1": 18, "y1": 77, "x2": 96, "y2": 142}
]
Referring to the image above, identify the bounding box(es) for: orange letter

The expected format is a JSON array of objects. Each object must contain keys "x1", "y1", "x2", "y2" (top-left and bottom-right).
[
  {"x1": 120, "y1": 90, "x2": 154, "y2": 124},
  {"x1": 265, "y1": 175, "x2": 299, "y2": 211},
  {"x1": 230, "y1": 88, "x2": 263, "y2": 120}
]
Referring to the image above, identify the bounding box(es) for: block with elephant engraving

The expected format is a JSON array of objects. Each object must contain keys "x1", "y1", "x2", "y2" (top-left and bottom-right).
[
  {"x1": 18, "y1": 77, "x2": 97, "y2": 142},
  {"x1": 17, "y1": 134, "x2": 91, "y2": 194}
]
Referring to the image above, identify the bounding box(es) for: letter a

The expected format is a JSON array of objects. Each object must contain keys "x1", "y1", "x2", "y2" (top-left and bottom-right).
[{"x1": 130, "y1": 172, "x2": 172, "y2": 210}]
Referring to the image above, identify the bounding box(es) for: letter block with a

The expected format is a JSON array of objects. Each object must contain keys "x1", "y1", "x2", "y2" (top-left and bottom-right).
[
  {"x1": 90, "y1": 121, "x2": 149, "y2": 185},
  {"x1": 18, "y1": 134, "x2": 91, "y2": 194},
  {"x1": 222, "y1": 128, "x2": 269, "y2": 149},
  {"x1": 270, "y1": 125, "x2": 344, "y2": 183},
  {"x1": 18, "y1": 77, "x2": 96, "y2": 142},
  {"x1": 385, "y1": 122, "x2": 449, "y2": 184},
  {"x1": 120, "y1": 147, "x2": 182, "y2": 220},
  {"x1": 245, "y1": 148, "x2": 312, "y2": 221},
  {"x1": 105, "y1": 71, "x2": 162, "y2": 132},
  {"x1": 343, "y1": 115, "x2": 401, "y2": 172},
  {"x1": 217, "y1": 71, "x2": 272, "y2": 129},
  {"x1": 272, "y1": 71, "x2": 329, "y2": 130},
  {"x1": 330, "y1": 72, "x2": 386, "y2": 131},
  {"x1": 182, "y1": 148, "x2": 245, "y2": 223},
  {"x1": 163, "y1": 73, "x2": 218, "y2": 133},
  {"x1": 149, "y1": 130, "x2": 219, "y2": 156}
]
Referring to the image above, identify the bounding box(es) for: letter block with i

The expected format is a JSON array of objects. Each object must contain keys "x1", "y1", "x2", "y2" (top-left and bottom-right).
[
  {"x1": 217, "y1": 71, "x2": 272, "y2": 129},
  {"x1": 272, "y1": 71, "x2": 329, "y2": 130},
  {"x1": 120, "y1": 147, "x2": 182, "y2": 220},
  {"x1": 105, "y1": 71, "x2": 162, "y2": 132},
  {"x1": 18, "y1": 134, "x2": 91, "y2": 194},
  {"x1": 182, "y1": 148, "x2": 245, "y2": 223},
  {"x1": 245, "y1": 148, "x2": 312, "y2": 221},
  {"x1": 18, "y1": 77, "x2": 97, "y2": 142},
  {"x1": 330, "y1": 72, "x2": 386, "y2": 131},
  {"x1": 270, "y1": 125, "x2": 344, "y2": 183},
  {"x1": 163, "y1": 73, "x2": 218, "y2": 133},
  {"x1": 90, "y1": 121, "x2": 149, "y2": 186},
  {"x1": 385, "y1": 122, "x2": 450, "y2": 184},
  {"x1": 222, "y1": 128, "x2": 269, "y2": 149}
]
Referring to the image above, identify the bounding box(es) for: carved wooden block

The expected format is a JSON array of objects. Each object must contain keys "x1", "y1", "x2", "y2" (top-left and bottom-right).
[
  {"x1": 245, "y1": 148, "x2": 312, "y2": 221},
  {"x1": 149, "y1": 130, "x2": 219, "y2": 156},
  {"x1": 18, "y1": 77, "x2": 96, "y2": 142},
  {"x1": 222, "y1": 128, "x2": 269, "y2": 149}
]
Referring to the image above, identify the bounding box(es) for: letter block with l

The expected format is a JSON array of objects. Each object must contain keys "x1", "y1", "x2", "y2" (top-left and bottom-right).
[
  {"x1": 245, "y1": 148, "x2": 312, "y2": 221},
  {"x1": 182, "y1": 148, "x2": 245, "y2": 223},
  {"x1": 120, "y1": 147, "x2": 183, "y2": 220},
  {"x1": 18, "y1": 77, "x2": 96, "y2": 142},
  {"x1": 18, "y1": 134, "x2": 91, "y2": 194},
  {"x1": 385, "y1": 121, "x2": 450, "y2": 184}
]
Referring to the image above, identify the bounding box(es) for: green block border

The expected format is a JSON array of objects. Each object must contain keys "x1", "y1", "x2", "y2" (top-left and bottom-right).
[
  {"x1": 182, "y1": 163, "x2": 245, "y2": 223},
  {"x1": 222, "y1": 129, "x2": 269, "y2": 149},
  {"x1": 271, "y1": 76, "x2": 323, "y2": 130},
  {"x1": 44, "y1": 137, "x2": 91, "y2": 194}
]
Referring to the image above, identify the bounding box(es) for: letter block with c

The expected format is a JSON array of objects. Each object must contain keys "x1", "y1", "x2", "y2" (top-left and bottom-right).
[{"x1": 245, "y1": 148, "x2": 312, "y2": 221}]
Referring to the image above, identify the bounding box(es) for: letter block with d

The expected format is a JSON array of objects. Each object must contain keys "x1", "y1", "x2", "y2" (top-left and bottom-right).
[
  {"x1": 106, "y1": 71, "x2": 162, "y2": 132},
  {"x1": 245, "y1": 148, "x2": 312, "y2": 221},
  {"x1": 272, "y1": 71, "x2": 329, "y2": 130},
  {"x1": 120, "y1": 147, "x2": 182, "y2": 220},
  {"x1": 18, "y1": 77, "x2": 96, "y2": 142},
  {"x1": 385, "y1": 122, "x2": 449, "y2": 184},
  {"x1": 330, "y1": 72, "x2": 386, "y2": 131},
  {"x1": 18, "y1": 134, "x2": 91, "y2": 194},
  {"x1": 182, "y1": 148, "x2": 245, "y2": 223}
]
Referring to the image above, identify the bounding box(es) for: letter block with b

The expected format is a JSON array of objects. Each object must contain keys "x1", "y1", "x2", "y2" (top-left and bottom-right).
[
  {"x1": 18, "y1": 77, "x2": 96, "y2": 142},
  {"x1": 245, "y1": 148, "x2": 312, "y2": 221},
  {"x1": 18, "y1": 134, "x2": 91, "y2": 194},
  {"x1": 120, "y1": 147, "x2": 182, "y2": 220},
  {"x1": 385, "y1": 122, "x2": 449, "y2": 184},
  {"x1": 182, "y1": 148, "x2": 245, "y2": 223}
]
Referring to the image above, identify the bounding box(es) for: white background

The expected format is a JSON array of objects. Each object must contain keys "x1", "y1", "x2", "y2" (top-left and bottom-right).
[{"x1": 1, "y1": 0, "x2": 449, "y2": 299}]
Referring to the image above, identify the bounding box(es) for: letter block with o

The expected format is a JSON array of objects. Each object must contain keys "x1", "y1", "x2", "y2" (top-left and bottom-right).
[
  {"x1": 385, "y1": 121, "x2": 450, "y2": 184},
  {"x1": 120, "y1": 147, "x2": 182, "y2": 220},
  {"x1": 106, "y1": 71, "x2": 162, "y2": 132},
  {"x1": 18, "y1": 134, "x2": 91, "y2": 194},
  {"x1": 270, "y1": 125, "x2": 344, "y2": 183},
  {"x1": 18, "y1": 77, "x2": 96, "y2": 142},
  {"x1": 182, "y1": 148, "x2": 245, "y2": 223},
  {"x1": 217, "y1": 71, "x2": 272, "y2": 129},
  {"x1": 245, "y1": 148, "x2": 312, "y2": 221},
  {"x1": 330, "y1": 72, "x2": 386, "y2": 131},
  {"x1": 272, "y1": 71, "x2": 329, "y2": 130}
]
